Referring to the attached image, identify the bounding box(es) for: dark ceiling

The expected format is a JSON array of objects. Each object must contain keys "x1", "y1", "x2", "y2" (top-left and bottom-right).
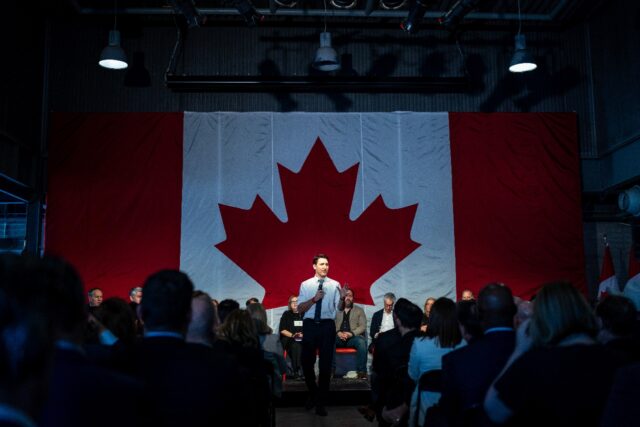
[{"x1": 66, "y1": 0, "x2": 603, "y2": 29}]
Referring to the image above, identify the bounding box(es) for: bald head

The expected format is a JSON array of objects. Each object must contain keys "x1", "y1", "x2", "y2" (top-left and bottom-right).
[
  {"x1": 186, "y1": 292, "x2": 215, "y2": 346},
  {"x1": 478, "y1": 282, "x2": 517, "y2": 330}
]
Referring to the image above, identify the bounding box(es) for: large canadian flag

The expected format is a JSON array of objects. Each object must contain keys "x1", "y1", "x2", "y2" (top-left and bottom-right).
[{"x1": 45, "y1": 112, "x2": 585, "y2": 322}]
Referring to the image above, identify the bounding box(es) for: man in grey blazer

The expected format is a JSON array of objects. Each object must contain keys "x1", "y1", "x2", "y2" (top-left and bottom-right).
[{"x1": 335, "y1": 289, "x2": 368, "y2": 378}]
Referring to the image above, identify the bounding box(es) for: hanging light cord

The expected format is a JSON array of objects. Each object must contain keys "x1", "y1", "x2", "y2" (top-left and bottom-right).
[
  {"x1": 323, "y1": 0, "x2": 328, "y2": 32},
  {"x1": 517, "y1": 0, "x2": 522, "y2": 35},
  {"x1": 114, "y1": 0, "x2": 118, "y2": 31}
]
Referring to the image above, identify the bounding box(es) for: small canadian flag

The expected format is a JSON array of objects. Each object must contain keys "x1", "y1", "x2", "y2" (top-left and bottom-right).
[
  {"x1": 598, "y1": 241, "x2": 620, "y2": 300},
  {"x1": 623, "y1": 246, "x2": 640, "y2": 309}
]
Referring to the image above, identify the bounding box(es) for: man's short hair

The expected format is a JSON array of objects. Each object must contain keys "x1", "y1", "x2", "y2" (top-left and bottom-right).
[
  {"x1": 383, "y1": 292, "x2": 396, "y2": 302},
  {"x1": 596, "y1": 295, "x2": 637, "y2": 337},
  {"x1": 478, "y1": 282, "x2": 517, "y2": 329},
  {"x1": 313, "y1": 254, "x2": 329, "y2": 265},
  {"x1": 245, "y1": 297, "x2": 259, "y2": 307},
  {"x1": 393, "y1": 298, "x2": 423, "y2": 330},
  {"x1": 129, "y1": 286, "x2": 142, "y2": 297},
  {"x1": 141, "y1": 270, "x2": 194, "y2": 332},
  {"x1": 88, "y1": 287, "x2": 102, "y2": 296}
]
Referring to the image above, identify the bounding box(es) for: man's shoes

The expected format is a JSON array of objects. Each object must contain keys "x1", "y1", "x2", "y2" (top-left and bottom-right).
[
  {"x1": 357, "y1": 371, "x2": 368, "y2": 380},
  {"x1": 304, "y1": 396, "x2": 316, "y2": 411},
  {"x1": 315, "y1": 405, "x2": 328, "y2": 416},
  {"x1": 358, "y1": 406, "x2": 376, "y2": 422}
]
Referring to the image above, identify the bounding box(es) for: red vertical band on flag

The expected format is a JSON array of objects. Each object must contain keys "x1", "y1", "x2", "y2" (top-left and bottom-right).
[
  {"x1": 449, "y1": 113, "x2": 585, "y2": 300},
  {"x1": 46, "y1": 112, "x2": 183, "y2": 299}
]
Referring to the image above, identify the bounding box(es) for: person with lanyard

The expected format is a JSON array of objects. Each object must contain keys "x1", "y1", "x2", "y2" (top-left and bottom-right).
[{"x1": 297, "y1": 253, "x2": 348, "y2": 417}]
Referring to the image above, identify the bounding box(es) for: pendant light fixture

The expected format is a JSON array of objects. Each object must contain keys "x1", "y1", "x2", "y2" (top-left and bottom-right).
[
  {"x1": 99, "y1": 0, "x2": 128, "y2": 70},
  {"x1": 313, "y1": 0, "x2": 341, "y2": 72},
  {"x1": 508, "y1": 0, "x2": 536, "y2": 73}
]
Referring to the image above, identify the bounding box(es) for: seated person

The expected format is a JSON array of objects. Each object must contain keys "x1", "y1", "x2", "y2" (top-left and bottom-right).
[
  {"x1": 279, "y1": 295, "x2": 304, "y2": 379},
  {"x1": 370, "y1": 292, "x2": 396, "y2": 352},
  {"x1": 420, "y1": 297, "x2": 436, "y2": 333},
  {"x1": 335, "y1": 289, "x2": 368, "y2": 379},
  {"x1": 484, "y1": 281, "x2": 625, "y2": 427},
  {"x1": 461, "y1": 289, "x2": 475, "y2": 301}
]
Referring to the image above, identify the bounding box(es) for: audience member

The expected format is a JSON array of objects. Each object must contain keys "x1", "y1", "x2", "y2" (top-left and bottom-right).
[
  {"x1": 420, "y1": 297, "x2": 436, "y2": 333},
  {"x1": 130, "y1": 270, "x2": 245, "y2": 427},
  {"x1": 369, "y1": 298, "x2": 422, "y2": 426},
  {"x1": 87, "y1": 288, "x2": 103, "y2": 313},
  {"x1": 94, "y1": 297, "x2": 137, "y2": 346},
  {"x1": 35, "y1": 257, "x2": 142, "y2": 427},
  {"x1": 247, "y1": 302, "x2": 273, "y2": 348},
  {"x1": 513, "y1": 298, "x2": 533, "y2": 329},
  {"x1": 600, "y1": 361, "x2": 640, "y2": 427},
  {"x1": 335, "y1": 289, "x2": 368, "y2": 379},
  {"x1": 246, "y1": 297, "x2": 260, "y2": 307},
  {"x1": 461, "y1": 290, "x2": 475, "y2": 301},
  {"x1": 596, "y1": 295, "x2": 640, "y2": 361},
  {"x1": 0, "y1": 254, "x2": 55, "y2": 427},
  {"x1": 484, "y1": 281, "x2": 625, "y2": 427},
  {"x1": 370, "y1": 292, "x2": 396, "y2": 352},
  {"x1": 128, "y1": 286, "x2": 142, "y2": 313},
  {"x1": 456, "y1": 299, "x2": 482, "y2": 343},
  {"x1": 441, "y1": 283, "x2": 517, "y2": 427},
  {"x1": 217, "y1": 298, "x2": 240, "y2": 325},
  {"x1": 408, "y1": 297, "x2": 465, "y2": 427},
  {"x1": 279, "y1": 295, "x2": 304, "y2": 379},
  {"x1": 84, "y1": 297, "x2": 138, "y2": 369},
  {"x1": 215, "y1": 309, "x2": 272, "y2": 425},
  {"x1": 186, "y1": 290, "x2": 216, "y2": 347}
]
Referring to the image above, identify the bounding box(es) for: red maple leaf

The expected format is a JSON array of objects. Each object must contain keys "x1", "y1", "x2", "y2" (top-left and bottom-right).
[{"x1": 215, "y1": 139, "x2": 421, "y2": 309}]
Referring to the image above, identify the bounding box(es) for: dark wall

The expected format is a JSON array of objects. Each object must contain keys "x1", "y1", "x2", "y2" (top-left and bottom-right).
[
  {"x1": 0, "y1": 2, "x2": 46, "y2": 188},
  {"x1": 47, "y1": 18, "x2": 596, "y2": 156}
]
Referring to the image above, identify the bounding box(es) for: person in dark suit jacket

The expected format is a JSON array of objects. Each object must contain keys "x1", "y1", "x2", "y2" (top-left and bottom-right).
[
  {"x1": 128, "y1": 270, "x2": 247, "y2": 427},
  {"x1": 369, "y1": 298, "x2": 423, "y2": 426},
  {"x1": 369, "y1": 292, "x2": 396, "y2": 352},
  {"x1": 440, "y1": 283, "x2": 517, "y2": 427},
  {"x1": 14, "y1": 255, "x2": 144, "y2": 427},
  {"x1": 601, "y1": 361, "x2": 640, "y2": 427}
]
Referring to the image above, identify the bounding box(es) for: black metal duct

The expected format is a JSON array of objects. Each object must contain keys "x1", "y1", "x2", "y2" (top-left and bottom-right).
[{"x1": 165, "y1": 74, "x2": 470, "y2": 92}]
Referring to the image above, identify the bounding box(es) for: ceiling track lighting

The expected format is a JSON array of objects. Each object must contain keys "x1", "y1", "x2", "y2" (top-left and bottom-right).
[
  {"x1": 400, "y1": 0, "x2": 432, "y2": 34},
  {"x1": 273, "y1": 0, "x2": 298, "y2": 7},
  {"x1": 99, "y1": 1, "x2": 128, "y2": 70},
  {"x1": 508, "y1": 0, "x2": 537, "y2": 73},
  {"x1": 330, "y1": 0, "x2": 358, "y2": 9},
  {"x1": 168, "y1": 0, "x2": 205, "y2": 29},
  {"x1": 438, "y1": 0, "x2": 483, "y2": 30},
  {"x1": 233, "y1": 0, "x2": 265, "y2": 27},
  {"x1": 380, "y1": 0, "x2": 408, "y2": 10}
]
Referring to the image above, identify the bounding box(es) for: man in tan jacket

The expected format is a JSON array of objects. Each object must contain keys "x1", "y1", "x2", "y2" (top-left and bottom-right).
[{"x1": 335, "y1": 289, "x2": 368, "y2": 378}]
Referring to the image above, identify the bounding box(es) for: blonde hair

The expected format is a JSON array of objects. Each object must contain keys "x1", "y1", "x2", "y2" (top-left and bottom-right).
[{"x1": 528, "y1": 281, "x2": 598, "y2": 348}]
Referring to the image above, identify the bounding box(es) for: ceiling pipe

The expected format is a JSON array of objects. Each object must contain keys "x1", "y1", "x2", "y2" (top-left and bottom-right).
[
  {"x1": 164, "y1": 74, "x2": 470, "y2": 92},
  {"x1": 78, "y1": 7, "x2": 556, "y2": 21}
]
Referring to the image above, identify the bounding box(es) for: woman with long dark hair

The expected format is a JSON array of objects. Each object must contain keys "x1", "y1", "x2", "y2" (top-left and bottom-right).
[{"x1": 409, "y1": 297, "x2": 465, "y2": 427}]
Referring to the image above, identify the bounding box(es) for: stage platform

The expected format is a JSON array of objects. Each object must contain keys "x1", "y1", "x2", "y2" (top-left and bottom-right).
[{"x1": 277, "y1": 377, "x2": 371, "y2": 407}]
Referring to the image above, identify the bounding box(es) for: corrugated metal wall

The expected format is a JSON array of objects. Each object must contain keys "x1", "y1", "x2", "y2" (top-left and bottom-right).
[{"x1": 47, "y1": 21, "x2": 598, "y2": 156}]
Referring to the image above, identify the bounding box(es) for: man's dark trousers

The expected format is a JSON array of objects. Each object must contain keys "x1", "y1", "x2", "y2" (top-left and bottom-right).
[{"x1": 302, "y1": 318, "x2": 336, "y2": 405}]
